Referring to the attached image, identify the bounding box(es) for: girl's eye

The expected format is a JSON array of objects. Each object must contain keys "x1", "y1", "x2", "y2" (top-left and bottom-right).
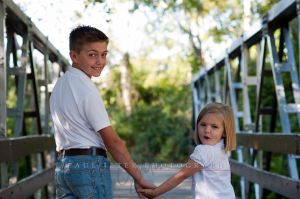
[
  {"x1": 212, "y1": 125, "x2": 218, "y2": 129},
  {"x1": 200, "y1": 123, "x2": 206, "y2": 127}
]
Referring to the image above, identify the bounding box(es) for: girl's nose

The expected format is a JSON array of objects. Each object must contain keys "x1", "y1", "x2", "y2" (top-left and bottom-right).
[{"x1": 205, "y1": 126, "x2": 211, "y2": 133}]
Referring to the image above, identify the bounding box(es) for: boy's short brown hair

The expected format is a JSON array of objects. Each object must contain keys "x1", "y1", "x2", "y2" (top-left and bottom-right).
[{"x1": 69, "y1": 25, "x2": 109, "y2": 53}]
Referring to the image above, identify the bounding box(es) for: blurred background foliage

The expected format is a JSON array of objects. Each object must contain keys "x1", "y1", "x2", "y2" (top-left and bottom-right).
[
  {"x1": 99, "y1": 51, "x2": 192, "y2": 163},
  {"x1": 9, "y1": 0, "x2": 299, "y2": 197},
  {"x1": 12, "y1": 0, "x2": 281, "y2": 164},
  {"x1": 87, "y1": 0, "x2": 280, "y2": 163},
  {"x1": 7, "y1": 1, "x2": 299, "y2": 198}
]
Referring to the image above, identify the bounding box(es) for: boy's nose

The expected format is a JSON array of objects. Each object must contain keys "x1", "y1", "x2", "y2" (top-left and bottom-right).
[{"x1": 97, "y1": 58, "x2": 106, "y2": 65}]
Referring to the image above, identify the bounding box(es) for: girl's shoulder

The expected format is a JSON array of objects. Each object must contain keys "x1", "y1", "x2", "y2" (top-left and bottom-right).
[
  {"x1": 190, "y1": 144, "x2": 216, "y2": 167},
  {"x1": 193, "y1": 144, "x2": 215, "y2": 153}
]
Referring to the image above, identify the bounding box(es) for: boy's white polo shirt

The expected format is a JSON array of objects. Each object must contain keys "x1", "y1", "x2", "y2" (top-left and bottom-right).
[{"x1": 50, "y1": 67, "x2": 110, "y2": 151}]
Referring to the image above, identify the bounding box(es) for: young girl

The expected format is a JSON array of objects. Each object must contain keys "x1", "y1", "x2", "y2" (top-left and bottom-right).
[{"x1": 139, "y1": 102, "x2": 236, "y2": 199}]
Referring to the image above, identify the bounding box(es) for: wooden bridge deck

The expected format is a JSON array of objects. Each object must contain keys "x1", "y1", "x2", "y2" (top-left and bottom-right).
[{"x1": 111, "y1": 164, "x2": 192, "y2": 199}]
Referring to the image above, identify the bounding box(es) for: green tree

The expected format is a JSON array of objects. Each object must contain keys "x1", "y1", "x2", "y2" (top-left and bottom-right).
[{"x1": 84, "y1": 0, "x2": 281, "y2": 164}]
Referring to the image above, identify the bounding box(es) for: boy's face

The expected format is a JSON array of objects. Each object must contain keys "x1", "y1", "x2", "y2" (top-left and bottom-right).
[
  {"x1": 70, "y1": 41, "x2": 108, "y2": 78},
  {"x1": 197, "y1": 112, "x2": 225, "y2": 146}
]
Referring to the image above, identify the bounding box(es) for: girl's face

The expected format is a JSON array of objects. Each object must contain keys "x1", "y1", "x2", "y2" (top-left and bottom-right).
[{"x1": 197, "y1": 112, "x2": 225, "y2": 146}]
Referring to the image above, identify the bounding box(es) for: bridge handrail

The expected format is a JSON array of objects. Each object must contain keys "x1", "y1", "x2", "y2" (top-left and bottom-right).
[
  {"x1": 230, "y1": 159, "x2": 300, "y2": 198},
  {"x1": 236, "y1": 132, "x2": 300, "y2": 155},
  {"x1": 0, "y1": 135, "x2": 55, "y2": 198},
  {"x1": 0, "y1": 135, "x2": 55, "y2": 162},
  {"x1": 1, "y1": 133, "x2": 298, "y2": 163},
  {"x1": 229, "y1": 132, "x2": 300, "y2": 198},
  {"x1": 1, "y1": 134, "x2": 300, "y2": 198},
  {"x1": 0, "y1": 167, "x2": 55, "y2": 199}
]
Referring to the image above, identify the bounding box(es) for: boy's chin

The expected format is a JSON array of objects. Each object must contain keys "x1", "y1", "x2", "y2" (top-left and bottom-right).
[{"x1": 92, "y1": 72, "x2": 101, "y2": 77}]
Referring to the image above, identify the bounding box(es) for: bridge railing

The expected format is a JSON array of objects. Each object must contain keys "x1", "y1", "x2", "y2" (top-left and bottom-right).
[
  {"x1": 0, "y1": 0, "x2": 68, "y2": 198},
  {"x1": 231, "y1": 133, "x2": 300, "y2": 198},
  {"x1": 192, "y1": 0, "x2": 300, "y2": 198},
  {"x1": 0, "y1": 135, "x2": 55, "y2": 198}
]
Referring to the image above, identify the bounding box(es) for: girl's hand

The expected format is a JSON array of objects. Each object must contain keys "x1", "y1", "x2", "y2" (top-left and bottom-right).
[
  {"x1": 138, "y1": 188, "x2": 157, "y2": 198},
  {"x1": 134, "y1": 179, "x2": 156, "y2": 199}
]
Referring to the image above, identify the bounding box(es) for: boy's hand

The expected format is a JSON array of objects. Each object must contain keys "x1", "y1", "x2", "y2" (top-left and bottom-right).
[
  {"x1": 134, "y1": 179, "x2": 156, "y2": 199},
  {"x1": 138, "y1": 188, "x2": 157, "y2": 198}
]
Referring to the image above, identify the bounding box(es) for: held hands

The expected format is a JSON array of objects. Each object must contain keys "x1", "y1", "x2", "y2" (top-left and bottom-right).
[
  {"x1": 138, "y1": 188, "x2": 157, "y2": 198},
  {"x1": 134, "y1": 178, "x2": 156, "y2": 199}
]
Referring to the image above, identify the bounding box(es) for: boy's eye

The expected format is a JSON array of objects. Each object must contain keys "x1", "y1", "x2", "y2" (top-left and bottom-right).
[
  {"x1": 101, "y1": 53, "x2": 107, "y2": 58},
  {"x1": 89, "y1": 53, "x2": 98, "y2": 57},
  {"x1": 199, "y1": 123, "x2": 206, "y2": 127},
  {"x1": 212, "y1": 125, "x2": 218, "y2": 129}
]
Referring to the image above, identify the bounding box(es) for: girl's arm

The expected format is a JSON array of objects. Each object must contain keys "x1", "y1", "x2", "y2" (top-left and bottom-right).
[{"x1": 139, "y1": 159, "x2": 202, "y2": 198}]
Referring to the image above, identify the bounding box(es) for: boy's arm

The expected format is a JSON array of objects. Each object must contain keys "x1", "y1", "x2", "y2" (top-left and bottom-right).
[
  {"x1": 139, "y1": 159, "x2": 202, "y2": 198},
  {"x1": 99, "y1": 126, "x2": 155, "y2": 190}
]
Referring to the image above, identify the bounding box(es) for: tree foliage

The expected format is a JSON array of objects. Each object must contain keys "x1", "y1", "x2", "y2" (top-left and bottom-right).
[
  {"x1": 130, "y1": 0, "x2": 279, "y2": 66},
  {"x1": 99, "y1": 51, "x2": 192, "y2": 162},
  {"x1": 86, "y1": 0, "x2": 281, "y2": 164}
]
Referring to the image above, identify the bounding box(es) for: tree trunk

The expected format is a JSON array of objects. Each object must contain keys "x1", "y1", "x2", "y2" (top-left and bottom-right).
[{"x1": 120, "y1": 53, "x2": 132, "y2": 116}]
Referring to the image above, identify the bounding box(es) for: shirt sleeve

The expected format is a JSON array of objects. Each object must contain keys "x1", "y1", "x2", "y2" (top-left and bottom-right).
[
  {"x1": 83, "y1": 92, "x2": 111, "y2": 132},
  {"x1": 190, "y1": 145, "x2": 214, "y2": 167}
]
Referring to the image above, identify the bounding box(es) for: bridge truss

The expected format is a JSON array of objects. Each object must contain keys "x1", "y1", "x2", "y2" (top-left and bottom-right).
[
  {"x1": 192, "y1": 0, "x2": 300, "y2": 198},
  {"x1": 0, "y1": 0, "x2": 299, "y2": 198},
  {"x1": 0, "y1": 0, "x2": 68, "y2": 198}
]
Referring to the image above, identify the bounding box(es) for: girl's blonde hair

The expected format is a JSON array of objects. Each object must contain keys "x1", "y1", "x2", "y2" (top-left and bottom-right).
[{"x1": 194, "y1": 102, "x2": 236, "y2": 152}]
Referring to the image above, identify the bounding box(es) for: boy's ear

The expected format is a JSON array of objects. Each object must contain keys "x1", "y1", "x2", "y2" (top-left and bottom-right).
[{"x1": 69, "y1": 50, "x2": 78, "y2": 63}]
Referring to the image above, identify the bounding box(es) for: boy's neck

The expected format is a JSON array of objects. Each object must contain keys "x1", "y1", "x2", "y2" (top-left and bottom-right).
[{"x1": 72, "y1": 65, "x2": 91, "y2": 78}]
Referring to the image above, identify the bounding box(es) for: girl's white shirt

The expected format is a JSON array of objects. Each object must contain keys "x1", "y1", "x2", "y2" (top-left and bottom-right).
[{"x1": 190, "y1": 140, "x2": 235, "y2": 199}]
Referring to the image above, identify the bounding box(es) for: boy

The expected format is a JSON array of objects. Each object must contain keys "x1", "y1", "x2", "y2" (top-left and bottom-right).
[{"x1": 50, "y1": 25, "x2": 154, "y2": 198}]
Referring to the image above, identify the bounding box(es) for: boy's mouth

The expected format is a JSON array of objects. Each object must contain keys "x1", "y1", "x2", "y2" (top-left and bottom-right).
[
  {"x1": 92, "y1": 66, "x2": 102, "y2": 70},
  {"x1": 204, "y1": 136, "x2": 210, "y2": 139}
]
